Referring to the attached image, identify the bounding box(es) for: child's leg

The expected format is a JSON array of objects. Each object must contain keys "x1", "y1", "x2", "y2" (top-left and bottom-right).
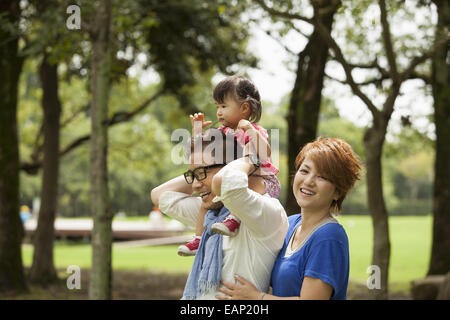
[
  {"x1": 195, "y1": 205, "x2": 208, "y2": 236},
  {"x1": 248, "y1": 173, "x2": 265, "y2": 195},
  {"x1": 177, "y1": 205, "x2": 208, "y2": 256},
  {"x1": 262, "y1": 175, "x2": 281, "y2": 198},
  {"x1": 211, "y1": 175, "x2": 265, "y2": 236}
]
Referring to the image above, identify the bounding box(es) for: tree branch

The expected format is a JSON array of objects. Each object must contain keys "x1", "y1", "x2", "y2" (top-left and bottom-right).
[
  {"x1": 263, "y1": 29, "x2": 297, "y2": 56},
  {"x1": 254, "y1": 0, "x2": 313, "y2": 24},
  {"x1": 379, "y1": 0, "x2": 400, "y2": 84},
  {"x1": 313, "y1": 16, "x2": 380, "y2": 116},
  {"x1": 325, "y1": 72, "x2": 388, "y2": 87},
  {"x1": 20, "y1": 89, "x2": 165, "y2": 174},
  {"x1": 400, "y1": 33, "x2": 450, "y2": 83}
]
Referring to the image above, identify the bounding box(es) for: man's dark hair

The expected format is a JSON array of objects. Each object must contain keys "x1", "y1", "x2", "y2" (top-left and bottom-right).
[{"x1": 187, "y1": 128, "x2": 243, "y2": 165}]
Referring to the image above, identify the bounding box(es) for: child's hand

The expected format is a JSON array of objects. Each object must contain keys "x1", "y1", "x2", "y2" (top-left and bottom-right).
[
  {"x1": 237, "y1": 119, "x2": 253, "y2": 132},
  {"x1": 190, "y1": 113, "x2": 212, "y2": 136}
]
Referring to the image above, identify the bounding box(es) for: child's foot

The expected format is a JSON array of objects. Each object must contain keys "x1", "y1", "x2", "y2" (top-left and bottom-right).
[
  {"x1": 211, "y1": 216, "x2": 240, "y2": 236},
  {"x1": 177, "y1": 237, "x2": 200, "y2": 256}
]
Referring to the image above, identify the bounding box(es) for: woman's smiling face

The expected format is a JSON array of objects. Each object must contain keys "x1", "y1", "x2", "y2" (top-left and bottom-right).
[{"x1": 293, "y1": 155, "x2": 339, "y2": 213}]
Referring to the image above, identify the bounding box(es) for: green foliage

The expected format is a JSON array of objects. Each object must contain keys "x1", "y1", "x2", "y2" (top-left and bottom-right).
[{"x1": 16, "y1": 0, "x2": 436, "y2": 219}]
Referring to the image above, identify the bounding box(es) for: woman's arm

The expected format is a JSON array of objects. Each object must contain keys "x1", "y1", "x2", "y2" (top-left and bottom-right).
[
  {"x1": 150, "y1": 175, "x2": 193, "y2": 207},
  {"x1": 217, "y1": 275, "x2": 332, "y2": 300}
]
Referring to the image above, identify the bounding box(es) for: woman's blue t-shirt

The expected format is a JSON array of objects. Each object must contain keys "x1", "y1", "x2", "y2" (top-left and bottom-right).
[{"x1": 270, "y1": 214, "x2": 349, "y2": 300}]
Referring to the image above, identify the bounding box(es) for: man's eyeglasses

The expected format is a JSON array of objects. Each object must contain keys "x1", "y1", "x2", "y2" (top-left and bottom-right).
[{"x1": 183, "y1": 164, "x2": 225, "y2": 184}]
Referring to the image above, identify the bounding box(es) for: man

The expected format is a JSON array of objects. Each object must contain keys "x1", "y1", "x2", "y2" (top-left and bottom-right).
[{"x1": 151, "y1": 129, "x2": 288, "y2": 299}]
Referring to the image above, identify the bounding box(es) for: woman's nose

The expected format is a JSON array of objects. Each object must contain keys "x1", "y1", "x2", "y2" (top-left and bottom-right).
[{"x1": 303, "y1": 174, "x2": 315, "y2": 186}]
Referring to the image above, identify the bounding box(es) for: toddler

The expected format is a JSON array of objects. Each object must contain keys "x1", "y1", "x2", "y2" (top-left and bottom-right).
[{"x1": 178, "y1": 75, "x2": 281, "y2": 256}]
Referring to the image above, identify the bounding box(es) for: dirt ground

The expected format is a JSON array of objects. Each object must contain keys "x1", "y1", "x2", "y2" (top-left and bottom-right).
[{"x1": 0, "y1": 269, "x2": 411, "y2": 300}]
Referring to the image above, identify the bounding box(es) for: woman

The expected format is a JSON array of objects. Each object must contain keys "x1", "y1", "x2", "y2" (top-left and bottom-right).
[{"x1": 217, "y1": 137, "x2": 363, "y2": 300}]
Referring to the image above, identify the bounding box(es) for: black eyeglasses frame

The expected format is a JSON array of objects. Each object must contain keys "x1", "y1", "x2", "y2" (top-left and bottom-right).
[{"x1": 183, "y1": 163, "x2": 226, "y2": 184}]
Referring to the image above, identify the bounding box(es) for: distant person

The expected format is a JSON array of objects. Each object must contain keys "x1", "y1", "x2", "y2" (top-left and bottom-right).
[
  {"x1": 148, "y1": 206, "x2": 165, "y2": 228},
  {"x1": 177, "y1": 75, "x2": 281, "y2": 256},
  {"x1": 151, "y1": 129, "x2": 288, "y2": 299},
  {"x1": 20, "y1": 205, "x2": 32, "y2": 223},
  {"x1": 217, "y1": 137, "x2": 363, "y2": 300}
]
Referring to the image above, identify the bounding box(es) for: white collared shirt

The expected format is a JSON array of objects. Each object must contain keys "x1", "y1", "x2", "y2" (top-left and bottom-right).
[{"x1": 159, "y1": 169, "x2": 289, "y2": 299}]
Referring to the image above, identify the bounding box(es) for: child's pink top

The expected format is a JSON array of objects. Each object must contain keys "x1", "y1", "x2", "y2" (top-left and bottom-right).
[{"x1": 218, "y1": 123, "x2": 279, "y2": 175}]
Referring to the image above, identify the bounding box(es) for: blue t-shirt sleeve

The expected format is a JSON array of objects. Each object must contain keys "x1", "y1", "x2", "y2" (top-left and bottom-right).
[{"x1": 304, "y1": 239, "x2": 349, "y2": 298}]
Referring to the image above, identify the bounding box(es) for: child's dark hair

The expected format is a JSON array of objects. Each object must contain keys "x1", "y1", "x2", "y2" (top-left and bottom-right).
[{"x1": 213, "y1": 75, "x2": 262, "y2": 123}]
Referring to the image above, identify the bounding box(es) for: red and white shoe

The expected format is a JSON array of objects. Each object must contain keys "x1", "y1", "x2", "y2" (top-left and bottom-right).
[
  {"x1": 211, "y1": 216, "x2": 240, "y2": 236},
  {"x1": 177, "y1": 237, "x2": 200, "y2": 256}
]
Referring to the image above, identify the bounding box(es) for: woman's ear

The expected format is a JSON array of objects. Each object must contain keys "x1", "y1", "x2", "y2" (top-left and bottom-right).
[{"x1": 333, "y1": 189, "x2": 340, "y2": 201}]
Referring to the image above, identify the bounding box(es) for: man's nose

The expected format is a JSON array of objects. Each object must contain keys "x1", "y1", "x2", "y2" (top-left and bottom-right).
[{"x1": 192, "y1": 178, "x2": 203, "y2": 190}]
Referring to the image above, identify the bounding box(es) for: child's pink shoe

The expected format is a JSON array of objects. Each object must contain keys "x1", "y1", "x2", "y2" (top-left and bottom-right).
[
  {"x1": 211, "y1": 216, "x2": 240, "y2": 236},
  {"x1": 177, "y1": 237, "x2": 200, "y2": 256}
]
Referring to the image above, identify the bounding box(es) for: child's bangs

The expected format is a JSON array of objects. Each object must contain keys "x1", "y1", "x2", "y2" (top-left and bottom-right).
[{"x1": 213, "y1": 79, "x2": 235, "y2": 103}]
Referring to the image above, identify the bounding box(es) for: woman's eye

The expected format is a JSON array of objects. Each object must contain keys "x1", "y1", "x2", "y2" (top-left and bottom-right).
[{"x1": 299, "y1": 169, "x2": 308, "y2": 174}]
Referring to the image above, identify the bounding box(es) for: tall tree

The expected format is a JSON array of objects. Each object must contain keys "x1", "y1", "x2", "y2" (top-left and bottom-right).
[
  {"x1": 256, "y1": 0, "x2": 447, "y2": 298},
  {"x1": 313, "y1": 0, "x2": 446, "y2": 299},
  {"x1": 428, "y1": 0, "x2": 450, "y2": 276},
  {"x1": 88, "y1": 0, "x2": 113, "y2": 300},
  {"x1": 23, "y1": 0, "x2": 86, "y2": 285},
  {"x1": 28, "y1": 53, "x2": 61, "y2": 284},
  {"x1": 0, "y1": 0, "x2": 27, "y2": 293},
  {"x1": 256, "y1": 0, "x2": 341, "y2": 215}
]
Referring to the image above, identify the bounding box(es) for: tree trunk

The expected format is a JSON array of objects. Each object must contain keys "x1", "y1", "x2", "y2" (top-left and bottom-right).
[
  {"x1": 28, "y1": 54, "x2": 61, "y2": 285},
  {"x1": 428, "y1": 0, "x2": 450, "y2": 276},
  {"x1": 0, "y1": 0, "x2": 27, "y2": 293},
  {"x1": 285, "y1": 1, "x2": 338, "y2": 215},
  {"x1": 364, "y1": 117, "x2": 390, "y2": 300},
  {"x1": 88, "y1": 0, "x2": 113, "y2": 300}
]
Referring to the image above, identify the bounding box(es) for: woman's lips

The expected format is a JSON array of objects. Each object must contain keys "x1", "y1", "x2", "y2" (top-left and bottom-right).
[{"x1": 300, "y1": 188, "x2": 315, "y2": 196}]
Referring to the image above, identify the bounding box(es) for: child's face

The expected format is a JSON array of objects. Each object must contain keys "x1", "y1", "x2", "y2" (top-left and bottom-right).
[{"x1": 215, "y1": 95, "x2": 247, "y2": 129}]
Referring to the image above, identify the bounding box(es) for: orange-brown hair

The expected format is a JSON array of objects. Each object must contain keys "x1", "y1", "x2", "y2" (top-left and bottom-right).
[{"x1": 294, "y1": 137, "x2": 363, "y2": 213}]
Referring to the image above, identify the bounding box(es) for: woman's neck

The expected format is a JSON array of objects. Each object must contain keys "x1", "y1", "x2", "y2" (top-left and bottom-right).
[{"x1": 300, "y1": 209, "x2": 332, "y2": 230}]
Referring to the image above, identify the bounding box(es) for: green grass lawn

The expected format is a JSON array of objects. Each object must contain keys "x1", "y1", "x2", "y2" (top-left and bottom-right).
[
  {"x1": 22, "y1": 243, "x2": 195, "y2": 274},
  {"x1": 338, "y1": 215, "x2": 432, "y2": 292},
  {"x1": 22, "y1": 215, "x2": 432, "y2": 294}
]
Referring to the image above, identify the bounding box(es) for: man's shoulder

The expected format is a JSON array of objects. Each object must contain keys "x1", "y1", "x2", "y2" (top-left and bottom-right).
[{"x1": 264, "y1": 196, "x2": 289, "y2": 230}]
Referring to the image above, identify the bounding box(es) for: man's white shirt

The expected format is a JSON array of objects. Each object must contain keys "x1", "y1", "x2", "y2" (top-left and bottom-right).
[{"x1": 159, "y1": 169, "x2": 289, "y2": 299}]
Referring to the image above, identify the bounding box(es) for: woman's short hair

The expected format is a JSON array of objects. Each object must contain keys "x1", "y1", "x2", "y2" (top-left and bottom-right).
[{"x1": 294, "y1": 137, "x2": 363, "y2": 213}]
